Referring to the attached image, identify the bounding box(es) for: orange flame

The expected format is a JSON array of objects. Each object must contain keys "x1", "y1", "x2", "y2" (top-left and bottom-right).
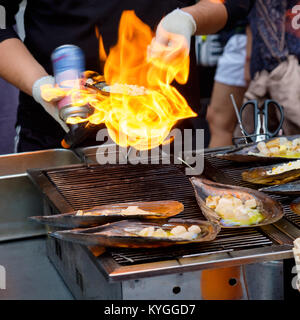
[{"x1": 42, "y1": 11, "x2": 197, "y2": 150}]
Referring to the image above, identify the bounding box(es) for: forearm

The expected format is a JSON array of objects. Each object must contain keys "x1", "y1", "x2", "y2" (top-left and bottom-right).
[
  {"x1": 244, "y1": 25, "x2": 252, "y2": 85},
  {"x1": 182, "y1": 0, "x2": 228, "y2": 35},
  {"x1": 0, "y1": 38, "x2": 48, "y2": 96},
  {"x1": 246, "y1": 26, "x2": 252, "y2": 60}
]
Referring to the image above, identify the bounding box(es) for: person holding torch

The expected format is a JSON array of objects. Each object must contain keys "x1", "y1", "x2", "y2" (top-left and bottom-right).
[{"x1": 0, "y1": 0, "x2": 254, "y2": 152}]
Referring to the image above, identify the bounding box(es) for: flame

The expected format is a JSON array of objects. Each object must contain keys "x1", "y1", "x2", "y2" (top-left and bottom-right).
[{"x1": 42, "y1": 11, "x2": 197, "y2": 150}]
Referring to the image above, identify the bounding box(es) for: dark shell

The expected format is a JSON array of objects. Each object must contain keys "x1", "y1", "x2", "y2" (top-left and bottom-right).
[
  {"x1": 242, "y1": 161, "x2": 300, "y2": 185},
  {"x1": 190, "y1": 177, "x2": 284, "y2": 228},
  {"x1": 290, "y1": 198, "x2": 300, "y2": 216},
  {"x1": 50, "y1": 218, "x2": 221, "y2": 248},
  {"x1": 216, "y1": 135, "x2": 300, "y2": 163},
  {"x1": 259, "y1": 181, "x2": 300, "y2": 195},
  {"x1": 29, "y1": 200, "x2": 184, "y2": 229}
]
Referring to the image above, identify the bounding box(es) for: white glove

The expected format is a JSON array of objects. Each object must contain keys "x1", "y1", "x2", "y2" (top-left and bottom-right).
[
  {"x1": 32, "y1": 76, "x2": 69, "y2": 132},
  {"x1": 149, "y1": 9, "x2": 197, "y2": 61}
]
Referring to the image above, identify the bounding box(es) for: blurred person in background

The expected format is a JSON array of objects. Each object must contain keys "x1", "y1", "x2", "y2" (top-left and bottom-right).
[
  {"x1": 244, "y1": 1, "x2": 300, "y2": 301},
  {"x1": 206, "y1": 20, "x2": 249, "y2": 148},
  {"x1": 243, "y1": 0, "x2": 300, "y2": 136},
  {"x1": 195, "y1": 33, "x2": 224, "y2": 146}
]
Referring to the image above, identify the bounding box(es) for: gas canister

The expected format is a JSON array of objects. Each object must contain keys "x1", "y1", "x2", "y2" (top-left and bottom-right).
[{"x1": 51, "y1": 44, "x2": 93, "y2": 122}]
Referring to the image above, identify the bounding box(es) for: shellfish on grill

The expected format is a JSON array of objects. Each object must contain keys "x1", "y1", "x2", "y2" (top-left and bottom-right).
[
  {"x1": 290, "y1": 198, "x2": 300, "y2": 216},
  {"x1": 242, "y1": 160, "x2": 300, "y2": 185},
  {"x1": 259, "y1": 181, "x2": 300, "y2": 195},
  {"x1": 215, "y1": 135, "x2": 300, "y2": 162},
  {"x1": 29, "y1": 200, "x2": 184, "y2": 229},
  {"x1": 50, "y1": 218, "x2": 221, "y2": 248},
  {"x1": 190, "y1": 177, "x2": 284, "y2": 228}
]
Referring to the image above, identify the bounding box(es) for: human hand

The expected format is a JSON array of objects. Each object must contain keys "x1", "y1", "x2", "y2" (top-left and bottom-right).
[
  {"x1": 148, "y1": 9, "x2": 196, "y2": 65},
  {"x1": 32, "y1": 76, "x2": 69, "y2": 132}
]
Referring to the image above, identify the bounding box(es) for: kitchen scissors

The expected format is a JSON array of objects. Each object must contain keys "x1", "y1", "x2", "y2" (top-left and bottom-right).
[{"x1": 239, "y1": 99, "x2": 284, "y2": 143}]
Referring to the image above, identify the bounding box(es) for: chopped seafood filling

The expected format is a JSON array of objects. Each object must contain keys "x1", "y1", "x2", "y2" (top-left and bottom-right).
[
  {"x1": 249, "y1": 137, "x2": 300, "y2": 158},
  {"x1": 75, "y1": 206, "x2": 153, "y2": 216},
  {"x1": 76, "y1": 210, "x2": 84, "y2": 216},
  {"x1": 120, "y1": 206, "x2": 152, "y2": 215},
  {"x1": 188, "y1": 225, "x2": 202, "y2": 234},
  {"x1": 205, "y1": 194, "x2": 264, "y2": 226},
  {"x1": 266, "y1": 160, "x2": 300, "y2": 175},
  {"x1": 104, "y1": 83, "x2": 148, "y2": 96},
  {"x1": 171, "y1": 225, "x2": 187, "y2": 235},
  {"x1": 138, "y1": 227, "x2": 155, "y2": 237},
  {"x1": 138, "y1": 225, "x2": 201, "y2": 240}
]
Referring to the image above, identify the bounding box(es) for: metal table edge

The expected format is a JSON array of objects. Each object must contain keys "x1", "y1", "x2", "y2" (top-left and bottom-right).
[{"x1": 94, "y1": 244, "x2": 294, "y2": 282}]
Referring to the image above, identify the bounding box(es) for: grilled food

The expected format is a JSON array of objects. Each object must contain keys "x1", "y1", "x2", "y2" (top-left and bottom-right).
[
  {"x1": 266, "y1": 160, "x2": 300, "y2": 175},
  {"x1": 259, "y1": 181, "x2": 300, "y2": 195},
  {"x1": 76, "y1": 205, "x2": 156, "y2": 216},
  {"x1": 104, "y1": 83, "x2": 148, "y2": 96},
  {"x1": 253, "y1": 137, "x2": 300, "y2": 158},
  {"x1": 242, "y1": 160, "x2": 300, "y2": 185},
  {"x1": 50, "y1": 219, "x2": 220, "y2": 248},
  {"x1": 29, "y1": 200, "x2": 184, "y2": 229},
  {"x1": 205, "y1": 194, "x2": 264, "y2": 226},
  {"x1": 291, "y1": 198, "x2": 300, "y2": 216},
  {"x1": 190, "y1": 177, "x2": 284, "y2": 228},
  {"x1": 216, "y1": 135, "x2": 300, "y2": 162},
  {"x1": 137, "y1": 224, "x2": 202, "y2": 240}
]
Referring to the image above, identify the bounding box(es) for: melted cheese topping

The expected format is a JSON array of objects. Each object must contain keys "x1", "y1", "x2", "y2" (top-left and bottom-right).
[
  {"x1": 266, "y1": 160, "x2": 300, "y2": 175},
  {"x1": 206, "y1": 194, "x2": 264, "y2": 226}
]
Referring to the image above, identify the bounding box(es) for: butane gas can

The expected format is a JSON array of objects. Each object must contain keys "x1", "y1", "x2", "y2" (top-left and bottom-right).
[{"x1": 51, "y1": 44, "x2": 93, "y2": 121}]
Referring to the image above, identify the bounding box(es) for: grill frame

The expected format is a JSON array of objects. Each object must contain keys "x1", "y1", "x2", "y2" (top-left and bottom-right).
[
  {"x1": 203, "y1": 154, "x2": 300, "y2": 230},
  {"x1": 27, "y1": 150, "x2": 300, "y2": 282}
]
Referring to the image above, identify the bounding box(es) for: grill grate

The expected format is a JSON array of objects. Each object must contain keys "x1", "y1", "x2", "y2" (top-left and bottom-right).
[
  {"x1": 284, "y1": 206, "x2": 300, "y2": 226},
  {"x1": 44, "y1": 162, "x2": 278, "y2": 266},
  {"x1": 203, "y1": 155, "x2": 300, "y2": 228},
  {"x1": 46, "y1": 164, "x2": 201, "y2": 220},
  {"x1": 109, "y1": 228, "x2": 272, "y2": 265}
]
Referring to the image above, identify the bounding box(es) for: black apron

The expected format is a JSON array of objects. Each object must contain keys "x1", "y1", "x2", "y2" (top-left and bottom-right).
[{"x1": 17, "y1": 0, "x2": 202, "y2": 152}]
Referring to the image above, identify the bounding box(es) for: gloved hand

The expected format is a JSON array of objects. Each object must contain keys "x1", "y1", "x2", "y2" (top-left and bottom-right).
[
  {"x1": 32, "y1": 76, "x2": 69, "y2": 132},
  {"x1": 148, "y1": 9, "x2": 197, "y2": 62}
]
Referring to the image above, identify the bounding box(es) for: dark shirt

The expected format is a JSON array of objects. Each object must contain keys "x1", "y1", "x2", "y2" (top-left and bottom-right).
[
  {"x1": 218, "y1": 20, "x2": 248, "y2": 48},
  {"x1": 249, "y1": 0, "x2": 300, "y2": 78},
  {"x1": 220, "y1": 0, "x2": 255, "y2": 46},
  {"x1": 0, "y1": 0, "x2": 254, "y2": 146},
  {"x1": 224, "y1": 0, "x2": 255, "y2": 28}
]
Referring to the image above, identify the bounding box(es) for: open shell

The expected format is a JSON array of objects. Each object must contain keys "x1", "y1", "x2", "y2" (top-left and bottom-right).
[
  {"x1": 50, "y1": 218, "x2": 221, "y2": 248},
  {"x1": 242, "y1": 161, "x2": 300, "y2": 185},
  {"x1": 259, "y1": 181, "x2": 300, "y2": 195},
  {"x1": 290, "y1": 198, "x2": 300, "y2": 216},
  {"x1": 190, "y1": 177, "x2": 284, "y2": 228},
  {"x1": 216, "y1": 135, "x2": 300, "y2": 163},
  {"x1": 29, "y1": 200, "x2": 184, "y2": 229}
]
